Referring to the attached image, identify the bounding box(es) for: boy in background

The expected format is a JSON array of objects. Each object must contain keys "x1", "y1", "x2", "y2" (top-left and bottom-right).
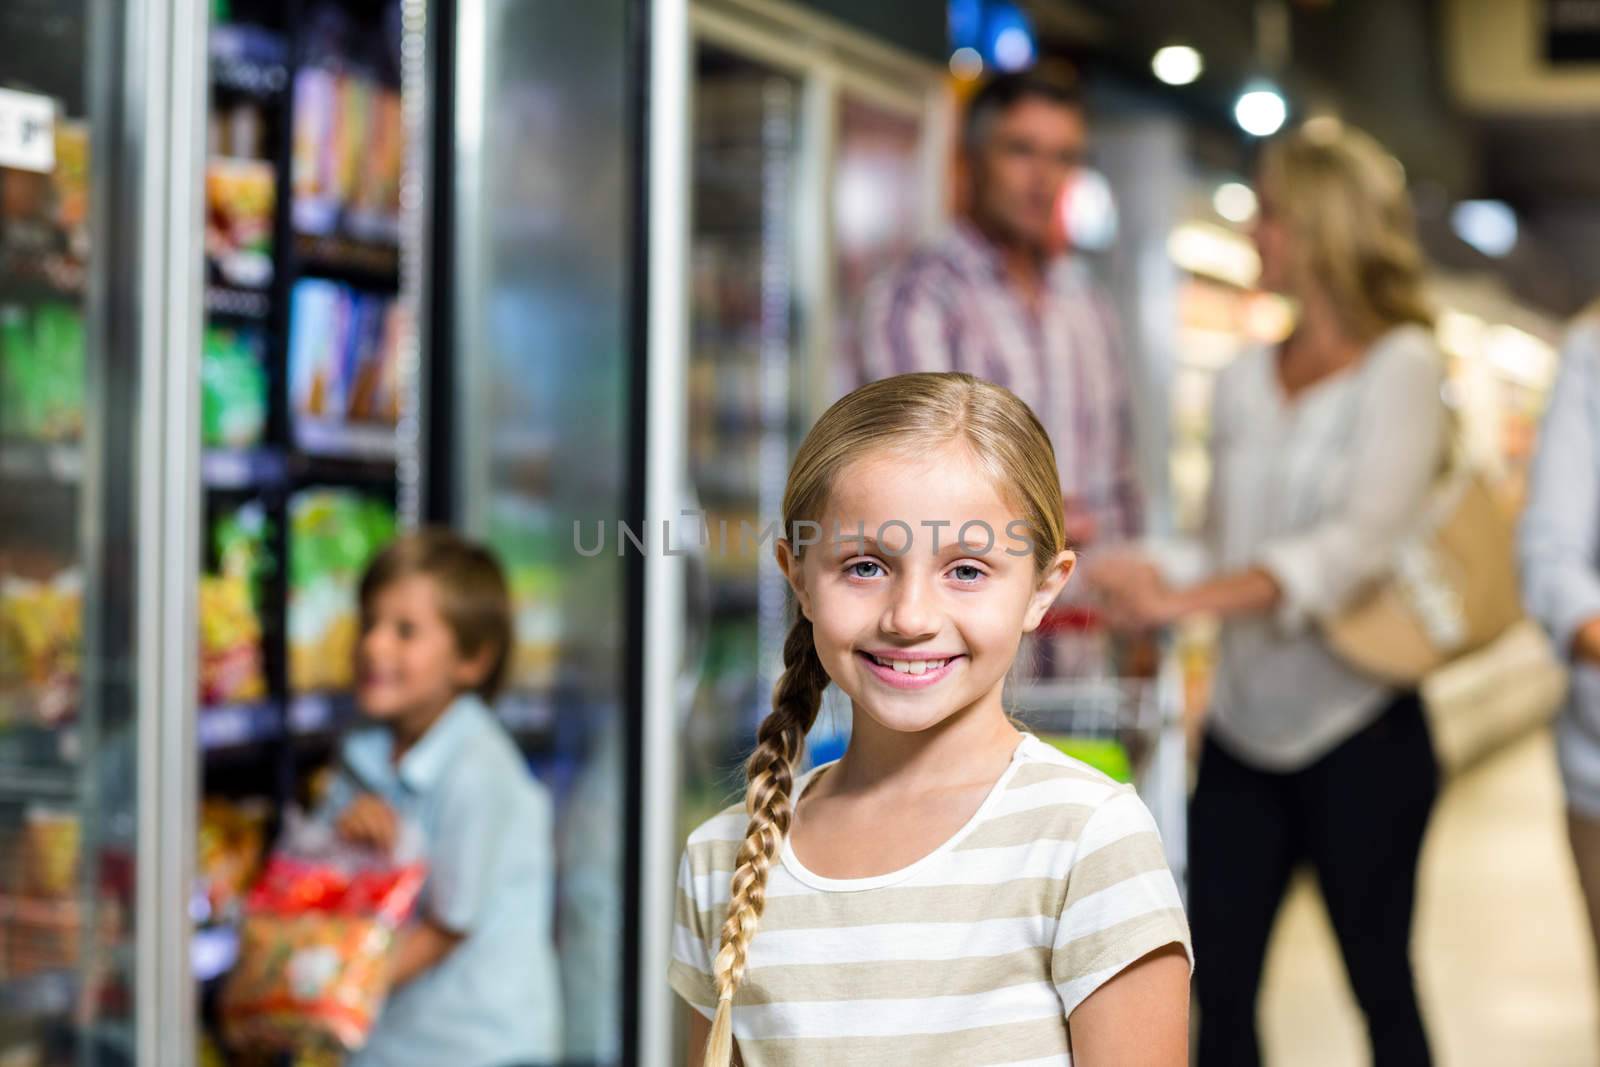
[{"x1": 325, "y1": 529, "x2": 560, "y2": 1066}]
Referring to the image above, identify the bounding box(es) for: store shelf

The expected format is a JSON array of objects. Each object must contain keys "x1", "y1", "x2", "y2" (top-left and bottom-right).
[
  {"x1": 204, "y1": 285, "x2": 272, "y2": 321},
  {"x1": 211, "y1": 54, "x2": 289, "y2": 97},
  {"x1": 0, "y1": 441, "x2": 83, "y2": 484},
  {"x1": 288, "y1": 692, "x2": 357, "y2": 737},
  {"x1": 0, "y1": 765, "x2": 79, "y2": 802},
  {"x1": 293, "y1": 419, "x2": 399, "y2": 464},
  {"x1": 0, "y1": 970, "x2": 75, "y2": 1017},
  {"x1": 293, "y1": 233, "x2": 400, "y2": 290},
  {"x1": 210, "y1": 23, "x2": 289, "y2": 98},
  {"x1": 0, "y1": 270, "x2": 84, "y2": 306},
  {"x1": 198, "y1": 701, "x2": 283, "y2": 751},
  {"x1": 202, "y1": 447, "x2": 289, "y2": 491}
]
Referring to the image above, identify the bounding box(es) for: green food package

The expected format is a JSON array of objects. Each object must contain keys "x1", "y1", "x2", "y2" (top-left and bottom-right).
[
  {"x1": 0, "y1": 304, "x2": 34, "y2": 436},
  {"x1": 288, "y1": 490, "x2": 397, "y2": 692},
  {"x1": 33, "y1": 303, "x2": 85, "y2": 440},
  {"x1": 202, "y1": 327, "x2": 268, "y2": 448},
  {"x1": 214, "y1": 501, "x2": 273, "y2": 593},
  {"x1": 1037, "y1": 733, "x2": 1134, "y2": 784}
]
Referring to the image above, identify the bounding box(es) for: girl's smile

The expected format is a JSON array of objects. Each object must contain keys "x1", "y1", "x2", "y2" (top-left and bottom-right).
[{"x1": 856, "y1": 649, "x2": 967, "y2": 688}]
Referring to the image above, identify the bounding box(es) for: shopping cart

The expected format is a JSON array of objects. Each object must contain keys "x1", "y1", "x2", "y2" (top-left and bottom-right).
[{"x1": 1010, "y1": 606, "x2": 1189, "y2": 898}]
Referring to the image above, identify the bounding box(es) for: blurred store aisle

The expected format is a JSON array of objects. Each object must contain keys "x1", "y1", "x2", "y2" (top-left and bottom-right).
[{"x1": 1258, "y1": 727, "x2": 1599, "y2": 1066}]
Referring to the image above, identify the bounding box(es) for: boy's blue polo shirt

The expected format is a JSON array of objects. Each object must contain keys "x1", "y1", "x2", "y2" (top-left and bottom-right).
[{"x1": 327, "y1": 694, "x2": 561, "y2": 1067}]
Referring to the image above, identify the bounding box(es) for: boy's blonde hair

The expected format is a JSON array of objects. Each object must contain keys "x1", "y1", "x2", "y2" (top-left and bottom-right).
[
  {"x1": 702, "y1": 372, "x2": 1068, "y2": 1065},
  {"x1": 1258, "y1": 119, "x2": 1433, "y2": 340},
  {"x1": 358, "y1": 528, "x2": 513, "y2": 702}
]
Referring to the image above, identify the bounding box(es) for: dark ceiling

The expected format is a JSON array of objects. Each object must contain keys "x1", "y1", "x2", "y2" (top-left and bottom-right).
[{"x1": 1025, "y1": 0, "x2": 1600, "y2": 316}]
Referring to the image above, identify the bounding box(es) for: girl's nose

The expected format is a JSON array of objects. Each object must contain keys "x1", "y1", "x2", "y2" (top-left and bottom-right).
[{"x1": 881, "y1": 575, "x2": 939, "y2": 640}]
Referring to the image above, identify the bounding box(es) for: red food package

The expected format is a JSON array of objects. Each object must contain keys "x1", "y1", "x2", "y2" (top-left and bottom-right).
[{"x1": 220, "y1": 814, "x2": 426, "y2": 1053}]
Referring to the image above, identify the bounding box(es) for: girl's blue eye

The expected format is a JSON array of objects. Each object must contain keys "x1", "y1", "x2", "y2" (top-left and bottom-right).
[
  {"x1": 849, "y1": 561, "x2": 883, "y2": 579},
  {"x1": 951, "y1": 564, "x2": 984, "y2": 583}
]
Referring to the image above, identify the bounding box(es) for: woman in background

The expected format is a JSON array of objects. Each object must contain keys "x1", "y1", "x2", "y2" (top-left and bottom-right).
[{"x1": 1091, "y1": 120, "x2": 1446, "y2": 1066}]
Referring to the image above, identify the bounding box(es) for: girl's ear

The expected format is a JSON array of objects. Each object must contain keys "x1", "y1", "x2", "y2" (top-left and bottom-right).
[
  {"x1": 1022, "y1": 550, "x2": 1075, "y2": 633},
  {"x1": 775, "y1": 538, "x2": 812, "y2": 619}
]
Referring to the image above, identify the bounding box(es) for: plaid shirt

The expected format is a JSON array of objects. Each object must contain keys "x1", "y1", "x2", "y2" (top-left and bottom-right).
[{"x1": 857, "y1": 221, "x2": 1144, "y2": 545}]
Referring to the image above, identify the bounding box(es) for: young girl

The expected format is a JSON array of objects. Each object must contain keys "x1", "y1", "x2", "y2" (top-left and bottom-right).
[
  {"x1": 670, "y1": 373, "x2": 1192, "y2": 1066},
  {"x1": 323, "y1": 529, "x2": 561, "y2": 1067}
]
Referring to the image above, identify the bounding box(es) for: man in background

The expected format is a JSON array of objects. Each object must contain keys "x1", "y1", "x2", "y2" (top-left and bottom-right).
[{"x1": 859, "y1": 72, "x2": 1142, "y2": 550}]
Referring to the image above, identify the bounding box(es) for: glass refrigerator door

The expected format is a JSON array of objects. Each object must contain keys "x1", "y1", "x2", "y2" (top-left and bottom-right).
[
  {"x1": 829, "y1": 91, "x2": 931, "y2": 402},
  {"x1": 452, "y1": 0, "x2": 637, "y2": 1061},
  {"x1": 676, "y1": 45, "x2": 806, "y2": 844},
  {"x1": 0, "y1": 0, "x2": 202, "y2": 1063}
]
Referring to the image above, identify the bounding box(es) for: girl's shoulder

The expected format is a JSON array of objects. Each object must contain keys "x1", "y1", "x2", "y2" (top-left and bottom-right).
[
  {"x1": 994, "y1": 735, "x2": 1161, "y2": 844},
  {"x1": 1010, "y1": 732, "x2": 1130, "y2": 793},
  {"x1": 1006, "y1": 735, "x2": 1139, "y2": 804}
]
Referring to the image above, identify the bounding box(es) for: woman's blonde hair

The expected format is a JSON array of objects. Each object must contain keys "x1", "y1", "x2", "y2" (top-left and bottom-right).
[
  {"x1": 701, "y1": 372, "x2": 1067, "y2": 1065},
  {"x1": 1259, "y1": 119, "x2": 1433, "y2": 340}
]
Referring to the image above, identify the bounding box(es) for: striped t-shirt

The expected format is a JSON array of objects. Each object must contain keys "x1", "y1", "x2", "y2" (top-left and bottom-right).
[{"x1": 670, "y1": 734, "x2": 1192, "y2": 1065}]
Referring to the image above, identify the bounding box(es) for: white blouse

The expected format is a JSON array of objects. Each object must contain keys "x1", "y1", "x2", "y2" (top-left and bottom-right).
[{"x1": 1182, "y1": 324, "x2": 1447, "y2": 771}]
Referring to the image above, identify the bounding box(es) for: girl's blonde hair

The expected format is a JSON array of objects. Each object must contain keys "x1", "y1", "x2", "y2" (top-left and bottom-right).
[
  {"x1": 702, "y1": 372, "x2": 1067, "y2": 1065},
  {"x1": 1259, "y1": 119, "x2": 1433, "y2": 341}
]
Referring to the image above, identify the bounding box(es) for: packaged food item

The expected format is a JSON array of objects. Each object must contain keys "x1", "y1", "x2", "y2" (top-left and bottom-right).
[
  {"x1": 288, "y1": 280, "x2": 401, "y2": 444},
  {"x1": 199, "y1": 503, "x2": 271, "y2": 706},
  {"x1": 4, "y1": 895, "x2": 122, "y2": 977},
  {"x1": 201, "y1": 325, "x2": 268, "y2": 448},
  {"x1": 198, "y1": 798, "x2": 271, "y2": 919},
  {"x1": 221, "y1": 816, "x2": 426, "y2": 1053},
  {"x1": 0, "y1": 305, "x2": 34, "y2": 437},
  {"x1": 488, "y1": 498, "x2": 563, "y2": 694},
  {"x1": 32, "y1": 302, "x2": 85, "y2": 440},
  {"x1": 52, "y1": 122, "x2": 91, "y2": 263},
  {"x1": 205, "y1": 158, "x2": 276, "y2": 288},
  {"x1": 333, "y1": 75, "x2": 370, "y2": 210},
  {"x1": 350, "y1": 89, "x2": 402, "y2": 242},
  {"x1": 291, "y1": 67, "x2": 340, "y2": 235},
  {"x1": 291, "y1": 60, "x2": 403, "y2": 241},
  {"x1": 288, "y1": 491, "x2": 396, "y2": 692},
  {"x1": 0, "y1": 302, "x2": 86, "y2": 442},
  {"x1": 0, "y1": 568, "x2": 83, "y2": 727},
  {"x1": 18, "y1": 807, "x2": 79, "y2": 900}
]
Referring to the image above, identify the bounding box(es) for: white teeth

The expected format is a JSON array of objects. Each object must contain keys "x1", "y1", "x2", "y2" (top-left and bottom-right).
[{"x1": 874, "y1": 656, "x2": 948, "y2": 674}]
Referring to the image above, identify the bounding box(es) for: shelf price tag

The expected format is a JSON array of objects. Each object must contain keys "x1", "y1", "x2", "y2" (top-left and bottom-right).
[{"x1": 0, "y1": 89, "x2": 56, "y2": 174}]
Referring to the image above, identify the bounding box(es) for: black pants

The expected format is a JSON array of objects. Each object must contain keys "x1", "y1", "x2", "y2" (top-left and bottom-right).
[{"x1": 1191, "y1": 692, "x2": 1438, "y2": 1067}]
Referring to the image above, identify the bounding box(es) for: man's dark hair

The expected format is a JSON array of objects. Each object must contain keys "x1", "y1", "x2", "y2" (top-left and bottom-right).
[{"x1": 963, "y1": 72, "x2": 1083, "y2": 153}]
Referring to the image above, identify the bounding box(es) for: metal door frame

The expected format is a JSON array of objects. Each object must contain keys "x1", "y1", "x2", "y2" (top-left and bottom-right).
[{"x1": 129, "y1": 0, "x2": 208, "y2": 1061}]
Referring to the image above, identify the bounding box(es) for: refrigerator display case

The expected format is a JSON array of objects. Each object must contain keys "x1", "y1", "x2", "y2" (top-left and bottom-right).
[
  {"x1": 676, "y1": 44, "x2": 806, "y2": 844},
  {"x1": 0, "y1": 0, "x2": 207, "y2": 1063},
  {"x1": 445, "y1": 0, "x2": 642, "y2": 1062}
]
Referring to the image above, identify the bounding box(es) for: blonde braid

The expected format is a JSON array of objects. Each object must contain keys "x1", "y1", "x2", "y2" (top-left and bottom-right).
[{"x1": 703, "y1": 616, "x2": 829, "y2": 1067}]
